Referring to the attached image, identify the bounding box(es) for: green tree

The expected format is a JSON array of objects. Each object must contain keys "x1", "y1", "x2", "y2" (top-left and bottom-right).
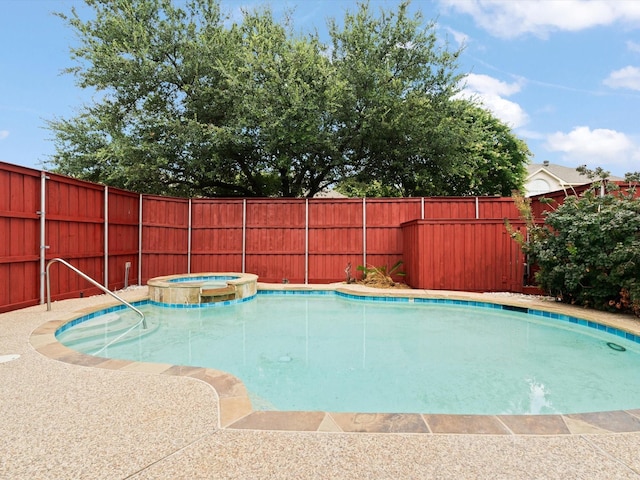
[
  {"x1": 329, "y1": 1, "x2": 466, "y2": 197},
  {"x1": 48, "y1": 0, "x2": 530, "y2": 197},
  {"x1": 49, "y1": 0, "x2": 238, "y2": 195},
  {"x1": 338, "y1": 100, "x2": 530, "y2": 197},
  {"x1": 436, "y1": 101, "x2": 530, "y2": 196},
  {"x1": 213, "y1": 8, "x2": 346, "y2": 197}
]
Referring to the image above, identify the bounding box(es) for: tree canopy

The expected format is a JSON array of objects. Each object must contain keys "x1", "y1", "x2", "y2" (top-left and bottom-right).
[{"x1": 48, "y1": 0, "x2": 531, "y2": 197}]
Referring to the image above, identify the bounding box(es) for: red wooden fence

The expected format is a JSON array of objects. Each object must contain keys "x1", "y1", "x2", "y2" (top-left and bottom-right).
[
  {"x1": 530, "y1": 181, "x2": 639, "y2": 220},
  {"x1": 141, "y1": 195, "x2": 189, "y2": 282},
  {"x1": 0, "y1": 164, "x2": 40, "y2": 311},
  {"x1": 402, "y1": 219, "x2": 526, "y2": 292},
  {"x1": 107, "y1": 187, "x2": 140, "y2": 291},
  {"x1": 191, "y1": 198, "x2": 244, "y2": 273},
  {"x1": 245, "y1": 199, "x2": 307, "y2": 283},
  {"x1": 308, "y1": 199, "x2": 363, "y2": 284},
  {"x1": 45, "y1": 172, "x2": 105, "y2": 301},
  {"x1": 1, "y1": 161, "x2": 542, "y2": 312}
]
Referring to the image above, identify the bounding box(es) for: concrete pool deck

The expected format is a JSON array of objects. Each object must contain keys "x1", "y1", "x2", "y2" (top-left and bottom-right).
[{"x1": 3, "y1": 284, "x2": 640, "y2": 478}]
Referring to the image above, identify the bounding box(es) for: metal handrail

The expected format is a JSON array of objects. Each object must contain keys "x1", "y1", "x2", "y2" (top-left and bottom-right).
[{"x1": 46, "y1": 258, "x2": 147, "y2": 329}]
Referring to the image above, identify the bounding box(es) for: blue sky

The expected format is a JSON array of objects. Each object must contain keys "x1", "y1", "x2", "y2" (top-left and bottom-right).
[{"x1": 1, "y1": 0, "x2": 640, "y2": 177}]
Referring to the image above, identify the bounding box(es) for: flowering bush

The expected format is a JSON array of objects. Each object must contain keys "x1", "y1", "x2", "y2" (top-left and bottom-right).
[{"x1": 511, "y1": 169, "x2": 640, "y2": 317}]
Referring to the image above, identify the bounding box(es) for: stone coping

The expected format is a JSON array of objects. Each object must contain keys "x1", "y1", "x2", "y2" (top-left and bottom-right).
[
  {"x1": 147, "y1": 272, "x2": 258, "y2": 288},
  {"x1": 30, "y1": 283, "x2": 640, "y2": 436}
]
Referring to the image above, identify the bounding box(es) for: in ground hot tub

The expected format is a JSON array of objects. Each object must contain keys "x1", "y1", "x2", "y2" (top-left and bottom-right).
[{"x1": 147, "y1": 273, "x2": 258, "y2": 305}]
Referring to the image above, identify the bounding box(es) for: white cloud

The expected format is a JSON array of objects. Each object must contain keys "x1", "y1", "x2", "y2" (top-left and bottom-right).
[
  {"x1": 545, "y1": 126, "x2": 640, "y2": 171},
  {"x1": 627, "y1": 40, "x2": 640, "y2": 53},
  {"x1": 603, "y1": 66, "x2": 640, "y2": 91},
  {"x1": 0, "y1": 130, "x2": 8, "y2": 141},
  {"x1": 440, "y1": 0, "x2": 640, "y2": 39},
  {"x1": 478, "y1": 95, "x2": 529, "y2": 129},
  {"x1": 464, "y1": 73, "x2": 523, "y2": 96},
  {"x1": 457, "y1": 73, "x2": 529, "y2": 128}
]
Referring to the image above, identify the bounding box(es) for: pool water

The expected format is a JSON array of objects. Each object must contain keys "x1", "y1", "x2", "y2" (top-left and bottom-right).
[{"x1": 57, "y1": 294, "x2": 640, "y2": 415}]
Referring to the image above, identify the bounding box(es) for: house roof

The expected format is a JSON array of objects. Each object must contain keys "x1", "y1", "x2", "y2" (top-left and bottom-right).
[
  {"x1": 526, "y1": 162, "x2": 624, "y2": 185},
  {"x1": 312, "y1": 188, "x2": 348, "y2": 198},
  {"x1": 526, "y1": 162, "x2": 591, "y2": 185}
]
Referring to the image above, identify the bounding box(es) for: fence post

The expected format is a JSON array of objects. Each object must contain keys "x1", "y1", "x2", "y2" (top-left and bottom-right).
[
  {"x1": 242, "y1": 199, "x2": 247, "y2": 273},
  {"x1": 187, "y1": 198, "x2": 192, "y2": 274},
  {"x1": 362, "y1": 198, "x2": 367, "y2": 268},
  {"x1": 104, "y1": 186, "x2": 109, "y2": 289},
  {"x1": 305, "y1": 198, "x2": 309, "y2": 284},
  {"x1": 138, "y1": 194, "x2": 143, "y2": 286},
  {"x1": 38, "y1": 171, "x2": 48, "y2": 304}
]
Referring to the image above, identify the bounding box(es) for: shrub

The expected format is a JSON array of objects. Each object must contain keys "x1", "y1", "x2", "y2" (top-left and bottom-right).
[
  {"x1": 510, "y1": 170, "x2": 640, "y2": 317},
  {"x1": 357, "y1": 260, "x2": 406, "y2": 288}
]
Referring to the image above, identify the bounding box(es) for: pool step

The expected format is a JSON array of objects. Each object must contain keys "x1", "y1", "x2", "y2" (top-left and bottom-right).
[
  {"x1": 200, "y1": 285, "x2": 236, "y2": 303},
  {"x1": 58, "y1": 313, "x2": 154, "y2": 353}
]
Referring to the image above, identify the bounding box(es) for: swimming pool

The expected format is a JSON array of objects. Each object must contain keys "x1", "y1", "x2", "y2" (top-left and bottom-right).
[{"x1": 56, "y1": 290, "x2": 640, "y2": 416}]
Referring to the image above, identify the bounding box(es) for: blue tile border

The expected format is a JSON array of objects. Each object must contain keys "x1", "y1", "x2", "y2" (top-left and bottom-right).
[
  {"x1": 54, "y1": 289, "x2": 640, "y2": 347},
  {"x1": 258, "y1": 290, "x2": 333, "y2": 296},
  {"x1": 167, "y1": 275, "x2": 240, "y2": 283},
  {"x1": 333, "y1": 292, "x2": 640, "y2": 346},
  {"x1": 335, "y1": 291, "x2": 410, "y2": 303},
  {"x1": 149, "y1": 294, "x2": 257, "y2": 309}
]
